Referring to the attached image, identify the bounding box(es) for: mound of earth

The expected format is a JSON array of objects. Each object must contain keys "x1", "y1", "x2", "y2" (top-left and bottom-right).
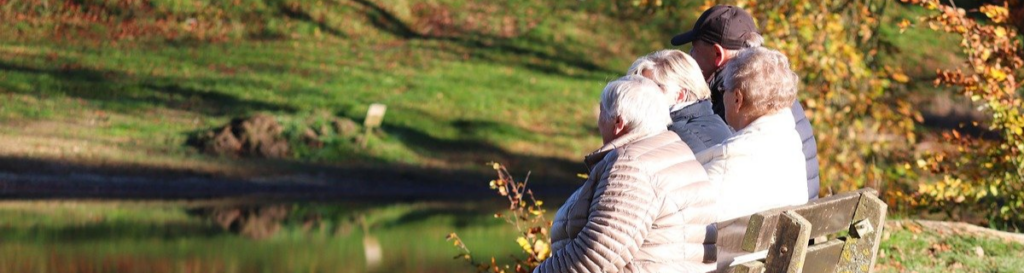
[
  {"x1": 189, "y1": 114, "x2": 366, "y2": 159},
  {"x1": 192, "y1": 114, "x2": 291, "y2": 159}
]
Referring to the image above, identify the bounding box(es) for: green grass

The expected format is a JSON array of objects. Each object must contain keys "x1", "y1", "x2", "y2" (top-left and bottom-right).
[
  {"x1": 0, "y1": 1, "x2": 968, "y2": 184},
  {"x1": 875, "y1": 3, "x2": 966, "y2": 81},
  {"x1": 876, "y1": 222, "x2": 1024, "y2": 272},
  {"x1": 1, "y1": 0, "x2": 682, "y2": 181}
]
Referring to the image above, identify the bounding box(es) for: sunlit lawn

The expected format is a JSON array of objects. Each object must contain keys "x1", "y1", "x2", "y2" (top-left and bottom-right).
[
  {"x1": 876, "y1": 221, "x2": 1024, "y2": 272},
  {"x1": 0, "y1": 0, "x2": 643, "y2": 182},
  {"x1": 0, "y1": 1, "x2": 964, "y2": 185}
]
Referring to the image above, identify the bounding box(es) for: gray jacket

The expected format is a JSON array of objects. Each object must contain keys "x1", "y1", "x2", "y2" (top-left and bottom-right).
[{"x1": 668, "y1": 100, "x2": 732, "y2": 154}]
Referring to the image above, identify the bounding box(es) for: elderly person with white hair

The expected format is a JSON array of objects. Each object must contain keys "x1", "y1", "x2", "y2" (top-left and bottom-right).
[
  {"x1": 535, "y1": 75, "x2": 717, "y2": 273},
  {"x1": 696, "y1": 47, "x2": 809, "y2": 271},
  {"x1": 673, "y1": 5, "x2": 820, "y2": 201},
  {"x1": 628, "y1": 50, "x2": 732, "y2": 153}
]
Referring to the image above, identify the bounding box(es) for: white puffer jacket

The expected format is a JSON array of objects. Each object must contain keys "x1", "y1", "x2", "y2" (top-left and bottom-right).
[
  {"x1": 695, "y1": 108, "x2": 809, "y2": 271},
  {"x1": 536, "y1": 130, "x2": 718, "y2": 273}
]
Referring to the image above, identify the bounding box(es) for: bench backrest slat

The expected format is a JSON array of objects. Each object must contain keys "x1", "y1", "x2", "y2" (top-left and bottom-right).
[
  {"x1": 800, "y1": 239, "x2": 844, "y2": 272},
  {"x1": 727, "y1": 188, "x2": 886, "y2": 273},
  {"x1": 742, "y1": 188, "x2": 876, "y2": 252}
]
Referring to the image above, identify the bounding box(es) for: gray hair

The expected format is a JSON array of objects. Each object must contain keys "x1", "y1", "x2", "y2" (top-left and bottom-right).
[
  {"x1": 722, "y1": 47, "x2": 798, "y2": 118},
  {"x1": 600, "y1": 75, "x2": 672, "y2": 136},
  {"x1": 724, "y1": 32, "x2": 764, "y2": 59},
  {"x1": 627, "y1": 50, "x2": 711, "y2": 102}
]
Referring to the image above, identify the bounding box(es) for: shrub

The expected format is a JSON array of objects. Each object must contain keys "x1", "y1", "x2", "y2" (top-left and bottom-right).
[
  {"x1": 901, "y1": 0, "x2": 1024, "y2": 231},
  {"x1": 447, "y1": 163, "x2": 551, "y2": 273}
]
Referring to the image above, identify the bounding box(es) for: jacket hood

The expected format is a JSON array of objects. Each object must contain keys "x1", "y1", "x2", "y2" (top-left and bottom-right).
[{"x1": 670, "y1": 100, "x2": 715, "y2": 124}]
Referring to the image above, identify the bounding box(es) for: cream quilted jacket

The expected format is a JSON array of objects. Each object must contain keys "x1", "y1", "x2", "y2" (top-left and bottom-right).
[{"x1": 535, "y1": 130, "x2": 718, "y2": 273}]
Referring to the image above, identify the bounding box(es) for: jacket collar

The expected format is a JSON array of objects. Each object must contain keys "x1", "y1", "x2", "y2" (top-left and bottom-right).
[
  {"x1": 708, "y1": 66, "x2": 727, "y2": 86},
  {"x1": 669, "y1": 100, "x2": 714, "y2": 125},
  {"x1": 583, "y1": 130, "x2": 662, "y2": 170},
  {"x1": 735, "y1": 107, "x2": 795, "y2": 135}
]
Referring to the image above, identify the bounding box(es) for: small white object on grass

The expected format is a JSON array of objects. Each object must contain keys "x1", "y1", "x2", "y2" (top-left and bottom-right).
[{"x1": 364, "y1": 103, "x2": 387, "y2": 129}]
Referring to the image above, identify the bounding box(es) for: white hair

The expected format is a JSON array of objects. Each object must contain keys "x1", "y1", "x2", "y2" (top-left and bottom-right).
[
  {"x1": 724, "y1": 32, "x2": 765, "y2": 59},
  {"x1": 600, "y1": 75, "x2": 671, "y2": 137},
  {"x1": 627, "y1": 56, "x2": 656, "y2": 77},
  {"x1": 627, "y1": 50, "x2": 711, "y2": 102},
  {"x1": 722, "y1": 47, "x2": 799, "y2": 118}
]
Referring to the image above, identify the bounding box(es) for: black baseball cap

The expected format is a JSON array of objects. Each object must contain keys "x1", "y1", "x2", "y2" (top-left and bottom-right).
[{"x1": 671, "y1": 5, "x2": 758, "y2": 49}]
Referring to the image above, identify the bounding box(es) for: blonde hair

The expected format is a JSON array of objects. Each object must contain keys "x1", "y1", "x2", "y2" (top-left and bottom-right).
[
  {"x1": 722, "y1": 47, "x2": 798, "y2": 118},
  {"x1": 600, "y1": 75, "x2": 672, "y2": 136},
  {"x1": 627, "y1": 50, "x2": 711, "y2": 103}
]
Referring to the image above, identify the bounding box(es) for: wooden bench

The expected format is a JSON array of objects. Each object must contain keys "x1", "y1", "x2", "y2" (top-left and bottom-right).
[{"x1": 721, "y1": 188, "x2": 887, "y2": 273}]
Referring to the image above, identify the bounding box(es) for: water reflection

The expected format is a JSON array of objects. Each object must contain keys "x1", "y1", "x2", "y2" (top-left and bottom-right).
[
  {"x1": 191, "y1": 204, "x2": 388, "y2": 270},
  {"x1": 363, "y1": 225, "x2": 384, "y2": 271},
  {"x1": 190, "y1": 205, "x2": 292, "y2": 239},
  {"x1": 0, "y1": 200, "x2": 523, "y2": 273}
]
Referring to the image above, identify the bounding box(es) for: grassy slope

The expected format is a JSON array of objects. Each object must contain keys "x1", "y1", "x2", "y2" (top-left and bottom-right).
[
  {"x1": 0, "y1": 0, "x2": 699, "y2": 184},
  {"x1": 877, "y1": 220, "x2": 1024, "y2": 272},
  {"x1": 0, "y1": 1, "x2": 966, "y2": 185}
]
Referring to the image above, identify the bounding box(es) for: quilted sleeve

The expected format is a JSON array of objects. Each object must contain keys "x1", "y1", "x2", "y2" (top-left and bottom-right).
[{"x1": 534, "y1": 160, "x2": 658, "y2": 273}]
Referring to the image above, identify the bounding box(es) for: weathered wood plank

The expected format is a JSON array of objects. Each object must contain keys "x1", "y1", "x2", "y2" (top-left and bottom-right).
[
  {"x1": 801, "y1": 239, "x2": 844, "y2": 273},
  {"x1": 742, "y1": 188, "x2": 878, "y2": 252},
  {"x1": 836, "y1": 192, "x2": 887, "y2": 273},
  {"x1": 763, "y1": 210, "x2": 811, "y2": 273},
  {"x1": 730, "y1": 261, "x2": 765, "y2": 273}
]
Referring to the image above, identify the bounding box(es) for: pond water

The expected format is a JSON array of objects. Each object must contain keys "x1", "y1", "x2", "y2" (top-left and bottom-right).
[{"x1": 0, "y1": 199, "x2": 536, "y2": 273}]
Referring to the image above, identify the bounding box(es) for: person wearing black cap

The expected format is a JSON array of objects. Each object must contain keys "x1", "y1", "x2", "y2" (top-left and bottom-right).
[{"x1": 672, "y1": 5, "x2": 820, "y2": 202}]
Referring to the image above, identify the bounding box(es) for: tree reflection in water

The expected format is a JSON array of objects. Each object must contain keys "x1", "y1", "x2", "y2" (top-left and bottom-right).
[
  {"x1": 0, "y1": 200, "x2": 520, "y2": 272},
  {"x1": 190, "y1": 203, "x2": 384, "y2": 269},
  {"x1": 190, "y1": 205, "x2": 291, "y2": 239}
]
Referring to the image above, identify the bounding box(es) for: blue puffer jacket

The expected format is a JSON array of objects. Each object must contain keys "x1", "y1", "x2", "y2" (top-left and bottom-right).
[
  {"x1": 668, "y1": 100, "x2": 732, "y2": 154},
  {"x1": 709, "y1": 70, "x2": 821, "y2": 200}
]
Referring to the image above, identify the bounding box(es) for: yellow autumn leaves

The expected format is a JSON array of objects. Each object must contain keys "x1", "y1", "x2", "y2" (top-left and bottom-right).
[
  {"x1": 517, "y1": 236, "x2": 552, "y2": 261},
  {"x1": 901, "y1": 0, "x2": 1024, "y2": 230},
  {"x1": 980, "y1": 4, "x2": 1010, "y2": 24},
  {"x1": 450, "y1": 163, "x2": 553, "y2": 272}
]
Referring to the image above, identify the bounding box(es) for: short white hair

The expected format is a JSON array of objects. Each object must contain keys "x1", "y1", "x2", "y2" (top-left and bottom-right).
[
  {"x1": 724, "y1": 32, "x2": 765, "y2": 59},
  {"x1": 600, "y1": 75, "x2": 671, "y2": 136},
  {"x1": 627, "y1": 50, "x2": 711, "y2": 101},
  {"x1": 722, "y1": 47, "x2": 799, "y2": 118}
]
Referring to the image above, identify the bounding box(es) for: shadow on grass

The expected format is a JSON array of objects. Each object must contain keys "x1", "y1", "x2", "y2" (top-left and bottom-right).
[
  {"x1": 350, "y1": 0, "x2": 620, "y2": 80},
  {"x1": 381, "y1": 118, "x2": 585, "y2": 186},
  {"x1": 0, "y1": 60, "x2": 296, "y2": 117},
  {"x1": 142, "y1": 82, "x2": 297, "y2": 115},
  {"x1": 278, "y1": 4, "x2": 348, "y2": 38}
]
